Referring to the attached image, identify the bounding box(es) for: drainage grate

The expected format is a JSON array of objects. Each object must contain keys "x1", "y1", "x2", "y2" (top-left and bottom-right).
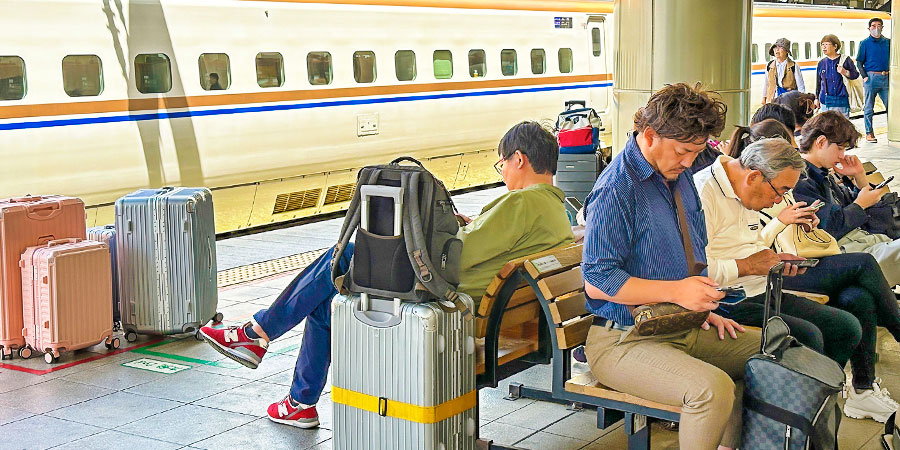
[
  {"x1": 272, "y1": 188, "x2": 321, "y2": 214},
  {"x1": 217, "y1": 248, "x2": 329, "y2": 287},
  {"x1": 323, "y1": 183, "x2": 355, "y2": 205}
]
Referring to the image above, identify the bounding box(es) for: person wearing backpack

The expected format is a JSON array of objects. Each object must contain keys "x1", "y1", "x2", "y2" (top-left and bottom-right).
[
  {"x1": 815, "y1": 34, "x2": 861, "y2": 118},
  {"x1": 197, "y1": 121, "x2": 574, "y2": 428},
  {"x1": 762, "y1": 38, "x2": 806, "y2": 105}
]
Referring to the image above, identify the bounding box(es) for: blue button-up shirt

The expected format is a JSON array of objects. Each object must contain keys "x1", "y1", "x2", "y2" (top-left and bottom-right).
[
  {"x1": 582, "y1": 134, "x2": 709, "y2": 325},
  {"x1": 857, "y1": 36, "x2": 891, "y2": 78}
]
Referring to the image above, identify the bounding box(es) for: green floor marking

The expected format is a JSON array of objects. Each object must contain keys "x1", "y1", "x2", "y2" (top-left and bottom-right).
[
  {"x1": 122, "y1": 358, "x2": 192, "y2": 374},
  {"x1": 129, "y1": 339, "x2": 242, "y2": 369}
]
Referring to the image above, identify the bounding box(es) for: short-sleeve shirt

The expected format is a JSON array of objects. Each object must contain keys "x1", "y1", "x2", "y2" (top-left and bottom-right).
[{"x1": 582, "y1": 133, "x2": 708, "y2": 325}]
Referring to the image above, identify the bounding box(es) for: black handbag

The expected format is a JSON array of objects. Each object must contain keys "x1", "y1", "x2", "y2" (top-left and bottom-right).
[{"x1": 863, "y1": 191, "x2": 900, "y2": 239}]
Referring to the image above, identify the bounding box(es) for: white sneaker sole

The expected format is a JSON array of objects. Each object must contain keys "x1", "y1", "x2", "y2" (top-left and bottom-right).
[
  {"x1": 883, "y1": 434, "x2": 895, "y2": 450},
  {"x1": 268, "y1": 416, "x2": 320, "y2": 429},
  {"x1": 198, "y1": 329, "x2": 260, "y2": 369},
  {"x1": 844, "y1": 405, "x2": 892, "y2": 423}
]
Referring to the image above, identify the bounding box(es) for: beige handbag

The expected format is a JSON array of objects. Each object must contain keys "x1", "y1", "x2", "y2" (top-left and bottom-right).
[{"x1": 776, "y1": 224, "x2": 841, "y2": 258}]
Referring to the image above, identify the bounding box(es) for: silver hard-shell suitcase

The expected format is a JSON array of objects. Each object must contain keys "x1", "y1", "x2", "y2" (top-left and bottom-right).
[
  {"x1": 115, "y1": 187, "x2": 220, "y2": 341},
  {"x1": 331, "y1": 184, "x2": 476, "y2": 450},
  {"x1": 87, "y1": 225, "x2": 120, "y2": 328},
  {"x1": 331, "y1": 293, "x2": 476, "y2": 450}
]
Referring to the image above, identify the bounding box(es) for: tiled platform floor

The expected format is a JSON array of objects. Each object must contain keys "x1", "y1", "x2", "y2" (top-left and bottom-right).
[{"x1": 2, "y1": 114, "x2": 899, "y2": 449}]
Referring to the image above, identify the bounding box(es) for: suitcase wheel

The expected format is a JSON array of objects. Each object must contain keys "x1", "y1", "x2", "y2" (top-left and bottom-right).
[
  {"x1": 0, "y1": 347, "x2": 11, "y2": 360},
  {"x1": 213, "y1": 312, "x2": 224, "y2": 324},
  {"x1": 17, "y1": 347, "x2": 32, "y2": 360},
  {"x1": 125, "y1": 331, "x2": 138, "y2": 343},
  {"x1": 44, "y1": 352, "x2": 58, "y2": 364},
  {"x1": 194, "y1": 330, "x2": 204, "y2": 341},
  {"x1": 105, "y1": 338, "x2": 121, "y2": 350}
]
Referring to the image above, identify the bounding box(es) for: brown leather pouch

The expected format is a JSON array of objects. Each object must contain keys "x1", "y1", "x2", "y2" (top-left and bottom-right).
[{"x1": 631, "y1": 303, "x2": 710, "y2": 337}]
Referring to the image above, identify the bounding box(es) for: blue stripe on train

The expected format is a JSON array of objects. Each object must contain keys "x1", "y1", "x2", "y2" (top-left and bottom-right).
[{"x1": 0, "y1": 81, "x2": 614, "y2": 131}]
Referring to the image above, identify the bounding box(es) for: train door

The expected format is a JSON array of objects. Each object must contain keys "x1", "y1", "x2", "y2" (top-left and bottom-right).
[{"x1": 586, "y1": 16, "x2": 609, "y2": 112}]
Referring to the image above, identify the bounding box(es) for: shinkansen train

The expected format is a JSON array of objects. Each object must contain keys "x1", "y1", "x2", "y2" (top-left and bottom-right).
[{"x1": 0, "y1": 0, "x2": 890, "y2": 233}]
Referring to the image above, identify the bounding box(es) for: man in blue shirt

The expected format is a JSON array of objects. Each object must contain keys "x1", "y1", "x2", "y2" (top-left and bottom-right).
[
  {"x1": 582, "y1": 83, "x2": 760, "y2": 450},
  {"x1": 857, "y1": 17, "x2": 891, "y2": 142}
]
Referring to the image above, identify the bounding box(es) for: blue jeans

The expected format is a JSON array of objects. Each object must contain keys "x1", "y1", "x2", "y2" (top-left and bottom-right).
[
  {"x1": 822, "y1": 105, "x2": 850, "y2": 118},
  {"x1": 864, "y1": 72, "x2": 890, "y2": 134},
  {"x1": 252, "y1": 243, "x2": 354, "y2": 405}
]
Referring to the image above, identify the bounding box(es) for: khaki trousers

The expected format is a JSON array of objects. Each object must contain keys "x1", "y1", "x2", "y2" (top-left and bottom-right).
[
  {"x1": 584, "y1": 323, "x2": 761, "y2": 450},
  {"x1": 839, "y1": 228, "x2": 900, "y2": 286}
]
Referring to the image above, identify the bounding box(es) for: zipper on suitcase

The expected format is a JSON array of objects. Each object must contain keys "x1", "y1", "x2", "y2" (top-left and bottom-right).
[{"x1": 784, "y1": 425, "x2": 791, "y2": 450}]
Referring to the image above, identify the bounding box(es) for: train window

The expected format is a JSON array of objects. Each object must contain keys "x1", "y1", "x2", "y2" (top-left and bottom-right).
[
  {"x1": 0, "y1": 56, "x2": 25, "y2": 100},
  {"x1": 500, "y1": 49, "x2": 517, "y2": 76},
  {"x1": 805, "y1": 42, "x2": 811, "y2": 60},
  {"x1": 468, "y1": 49, "x2": 486, "y2": 77},
  {"x1": 764, "y1": 43, "x2": 772, "y2": 62},
  {"x1": 791, "y1": 43, "x2": 799, "y2": 60},
  {"x1": 841, "y1": 41, "x2": 846, "y2": 54},
  {"x1": 751, "y1": 44, "x2": 758, "y2": 63},
  {"x1": 198, "y1": 53, "x2": 230, "y2": 91},
  {"x1": 850, "y1": 41, "x2": 856, "y2": 56},
  {"x1": 395, "y1": 50, "x2": 416, "y2": 81},
  {"x1": 433, "y1": 50, "x2": 453, "y2": 79},
  {"x1": 591, "y1": 27, "x2": 602, "y2": 56},
  {"x1": 531, "y1": 49, "x2": 546, "y2": 74},
  {"x1": 62, "y1": 55, "x2": 102, "y2": 97},
  {"x1": 307, "y1": 52, "x2": 332, "y2": 85},
  {"x1": 257, "y1": 52, "x2": 285, "y2": 88},
  {"x1": 817, "y1": 43, "x2": 822, "y2": 58},
  {"x1": 353, "y1": 51, "x2": 376, "y2": 83},
  {"x1": 134, "y1": 53, "x2": 172, "y2": 94},
  {"x1": 558, "y1": 48, "x2": 573, "y2": 73}
]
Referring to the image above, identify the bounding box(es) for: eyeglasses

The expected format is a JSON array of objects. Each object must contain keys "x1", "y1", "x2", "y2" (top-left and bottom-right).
[
  {"x1": 765, "y1": 178, "x2": 791, "y2": 198},
  {"x1": 493, "y1": 158, "x2": 506, "y2": 175}
]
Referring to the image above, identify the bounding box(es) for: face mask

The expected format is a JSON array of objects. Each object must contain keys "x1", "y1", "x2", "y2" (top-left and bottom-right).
[{"x1": 871, "y1": 29, "x2": 882, "y2": 38}]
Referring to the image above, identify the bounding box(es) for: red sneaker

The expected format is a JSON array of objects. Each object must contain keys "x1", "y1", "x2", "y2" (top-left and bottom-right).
[
  {"x1": 267, "y1": 396, "x2": 320, "y2": 428},
  {"x1": 198, "y1": 323, "x2": 267, "y2": 369}
]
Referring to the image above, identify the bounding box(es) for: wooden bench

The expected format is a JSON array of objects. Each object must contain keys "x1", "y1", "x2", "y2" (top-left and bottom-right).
[{"x1": 473, "y1": 244, "x2": 832, "y2": 449}]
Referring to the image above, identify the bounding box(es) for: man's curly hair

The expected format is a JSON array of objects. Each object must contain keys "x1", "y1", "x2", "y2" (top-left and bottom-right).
[{"x1": 633, "y1": 83, "x2": 728, "y2": 142}]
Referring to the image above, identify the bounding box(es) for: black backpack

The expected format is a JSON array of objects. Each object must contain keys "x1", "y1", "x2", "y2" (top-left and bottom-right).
[{"x1": 331, "y1": 157, "x2": 463, "y2": 304}]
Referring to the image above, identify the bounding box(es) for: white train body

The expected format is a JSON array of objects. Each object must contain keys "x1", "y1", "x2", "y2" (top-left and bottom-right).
[{"x1": 0, "y1": 0, "x2": 888, "y2": 232}]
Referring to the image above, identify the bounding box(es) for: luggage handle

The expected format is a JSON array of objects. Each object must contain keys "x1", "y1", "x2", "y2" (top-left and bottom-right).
[
  {"x1": 36, "y1": 235, "x2": 55, "y2": 245},
  {"x1": 9, "y1": 195, "x2": 42, "y2": 203},
  {"x1": 565, "y1": 100, "x2": 587, "y2": 110},
  {"x1": 46, "y1": 238, "x2": 80, "y2": 247},
  {"x1": 389, "y1": 156, "x2": 425, "y2": 168},
  {"x1": 25, "y1": 202, "x2": 64, "y2": 220}
]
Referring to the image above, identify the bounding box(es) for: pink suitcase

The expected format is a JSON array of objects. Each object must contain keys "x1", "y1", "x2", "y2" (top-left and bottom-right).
[
  {"x1": 0, "y1": 196, "x2": 85, "y2": 359},
  {"x1": 19, "y1": 239, "x2": 118, "y2": 363}
]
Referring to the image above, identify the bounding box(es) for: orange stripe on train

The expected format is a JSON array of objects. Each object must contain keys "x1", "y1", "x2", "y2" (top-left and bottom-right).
[{"x1": 0, "y1": 74, "x2": 612, "y2": 121}]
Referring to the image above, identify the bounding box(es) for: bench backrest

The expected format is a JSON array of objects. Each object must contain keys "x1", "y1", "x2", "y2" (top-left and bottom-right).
[{"x1": 519, "y1": 244, "x2": 591, "y2": 350}]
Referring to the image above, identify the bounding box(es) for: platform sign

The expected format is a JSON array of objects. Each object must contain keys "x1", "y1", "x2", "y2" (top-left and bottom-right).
[
  {"x1": 122, "y1": 358, "x2": 191, "y2": 374},
  {"x1": 555, "y1": 17, "x2": 572, "y2": 28}
]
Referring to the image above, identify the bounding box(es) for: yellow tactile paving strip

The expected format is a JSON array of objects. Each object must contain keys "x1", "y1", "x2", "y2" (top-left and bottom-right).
[{"x1": 217, "y1": 248, "x2": 328, "y2": 287}]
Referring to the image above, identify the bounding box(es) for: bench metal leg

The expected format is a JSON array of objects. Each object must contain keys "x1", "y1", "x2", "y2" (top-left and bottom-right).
[
  {"x1": 505, "y1": 382, "x2": 587, "y2": 411},
  {"x1": 597, "y1": 407, "x2": 625, "y2": 430},
  {"x1": 624, "y1": 412, "x2": 650, "y2": 450},
  {"x1": 476, "y1": 439, "x2": 527, "y2": 450}
]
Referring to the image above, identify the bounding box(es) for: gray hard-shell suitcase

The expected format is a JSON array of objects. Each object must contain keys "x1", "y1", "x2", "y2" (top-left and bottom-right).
[
  {"x1": 331, "y1": 293, "x2": 476, "y2": 450},
  {"x1": 87, "y1": 225, "x2": 120, "y2": 327},
  {"x1": 743, "y1": 263, "x2": 845, "y2": 450},
  {"x1": 115, "y1": 187, "x2": 221, "y2": 341}
]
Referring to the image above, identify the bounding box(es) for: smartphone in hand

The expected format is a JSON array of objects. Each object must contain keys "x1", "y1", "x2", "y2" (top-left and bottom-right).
[{"x1": 873, "y1": 176, "x2": 894, "y2": 190}]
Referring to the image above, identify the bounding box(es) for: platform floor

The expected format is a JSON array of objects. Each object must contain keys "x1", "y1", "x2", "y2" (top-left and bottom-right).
[{"x1": 2, "y1": 114, "x2": 899, "y2": 450}]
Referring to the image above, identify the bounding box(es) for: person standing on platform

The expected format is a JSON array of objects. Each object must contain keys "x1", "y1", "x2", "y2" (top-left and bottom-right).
[
  {"x1": 857, "y1": 17, "x2": 891, "y2": 143},
  {"x1": 762, "y1": 38, "x2": 806, "y2": 105},
  {"x1": 815, "y1": 34, "x2": 860, "y2": 119}
]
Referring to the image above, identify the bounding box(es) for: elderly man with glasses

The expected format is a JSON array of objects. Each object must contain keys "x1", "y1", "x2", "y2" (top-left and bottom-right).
[{"x1": 695, "y1": 135, "x2": 900, "y2": 422}]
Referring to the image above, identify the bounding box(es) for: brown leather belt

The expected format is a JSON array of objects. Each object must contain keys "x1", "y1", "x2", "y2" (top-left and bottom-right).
[{"x1": 871, "y1": 71, "x2": 890, "y2": 75}]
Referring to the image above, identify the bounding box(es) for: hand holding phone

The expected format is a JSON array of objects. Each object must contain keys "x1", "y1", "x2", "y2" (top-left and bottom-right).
[
  {"x1": 715, "y1": 286, "x2": 746, "y2": 305},
  {"x1": 873, "y1": 176, "x2": 894, "y2": 191},
  {"x1": 795, "y1": 258, "x2": 819, "y2": 268},
  {"x1": 807, "y1": 201, "x2": 826, "y2": 211},
  {"x1": 565, "y1": 197, "x2": 584, "y2": 211}
]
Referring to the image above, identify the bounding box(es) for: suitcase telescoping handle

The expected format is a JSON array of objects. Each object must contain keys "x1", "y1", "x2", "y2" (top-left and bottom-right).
[
  {"x1": 358, "y1": 184, "x2": 403, "y2": 320},
  {"x1": 565, "y1": 100, "x2": 587, "y2": 110}
]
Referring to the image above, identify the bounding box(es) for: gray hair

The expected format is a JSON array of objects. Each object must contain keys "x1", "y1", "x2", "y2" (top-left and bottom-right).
[{"x1": 738, "y1": 138, "x2": 806, "y2": 180}]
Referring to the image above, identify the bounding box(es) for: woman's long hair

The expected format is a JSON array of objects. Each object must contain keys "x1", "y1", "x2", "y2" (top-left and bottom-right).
[{"x1": 725, "y1": 119, "x2": 793, "y2": 159}]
